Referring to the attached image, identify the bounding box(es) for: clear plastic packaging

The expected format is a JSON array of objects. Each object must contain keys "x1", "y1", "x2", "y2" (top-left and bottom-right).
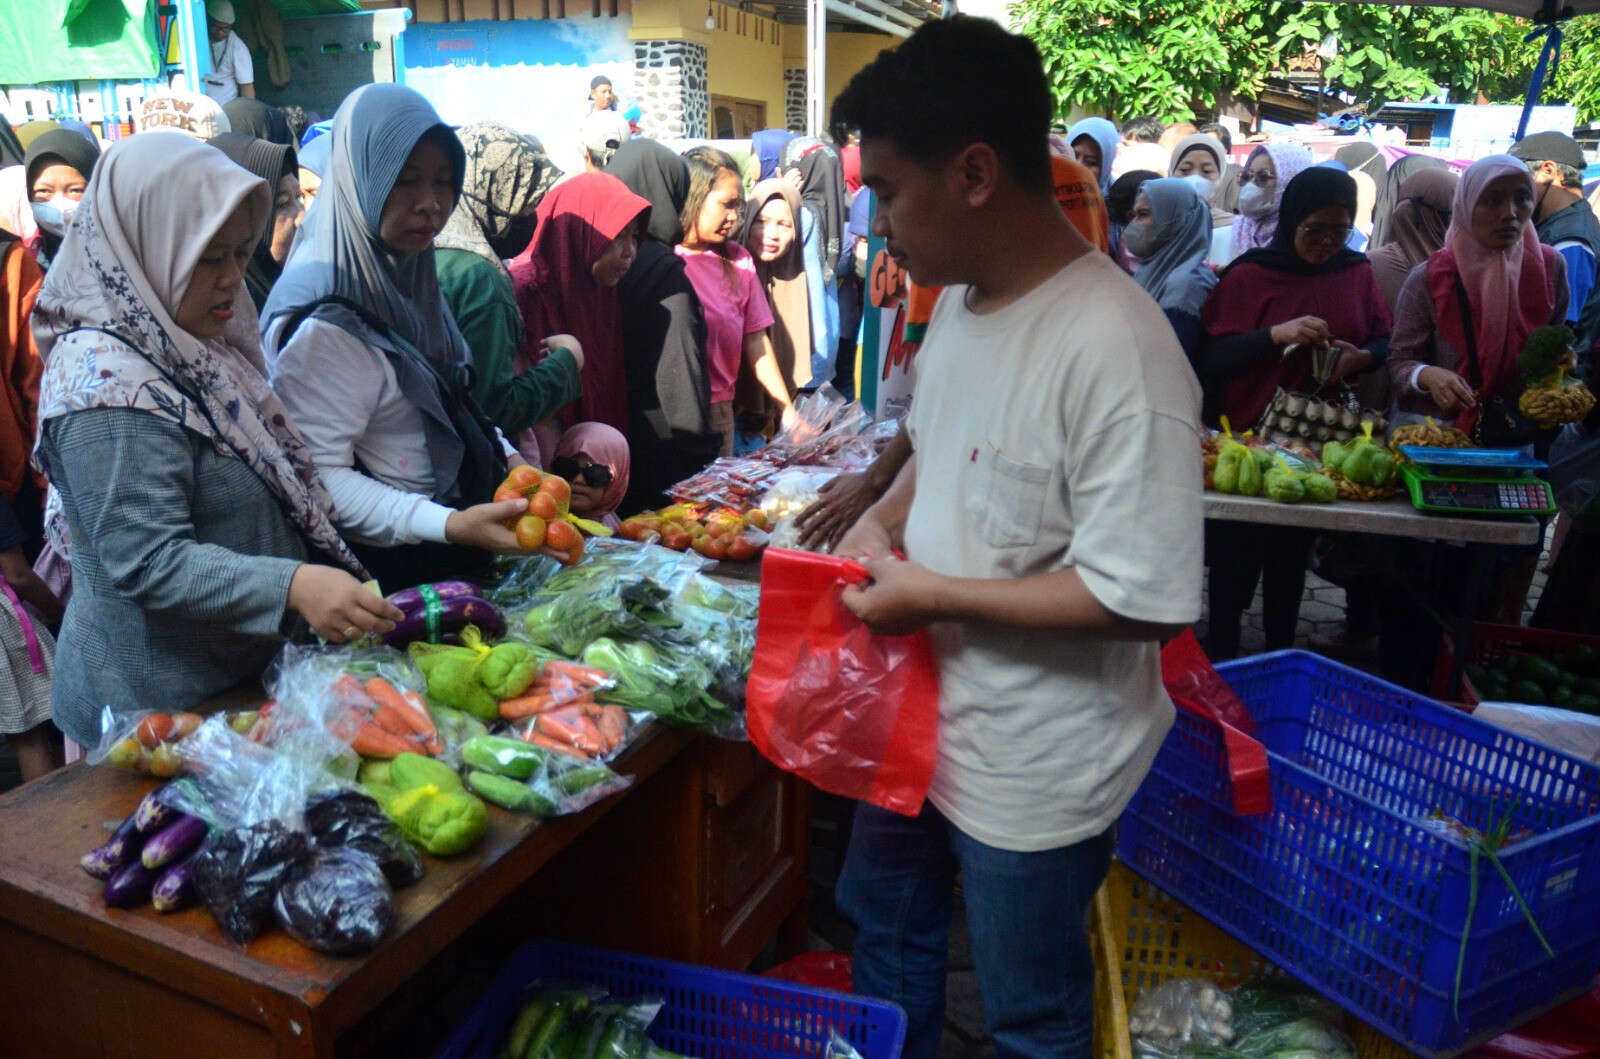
[
  {"x1": 1128, "y1": 978, "x2": 1235, "y2": 1049},
  {"x1": 759, "y1": 467, "x2": 843, "y2": 524},
  {"x1": 303, "y1": 788, "x2": 422, "y2": 888}
]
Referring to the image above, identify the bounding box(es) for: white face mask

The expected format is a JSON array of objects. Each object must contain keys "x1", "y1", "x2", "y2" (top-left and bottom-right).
[
  {"x1": 31, "y1": 197, "x2": 77, "y2": 238},
  {"x1": 1237, "y1": 182, "x2": 1275, "y2": 217},
  {"x1": 1180, "y1": 174, "x2": 1216, "y2": 202}
]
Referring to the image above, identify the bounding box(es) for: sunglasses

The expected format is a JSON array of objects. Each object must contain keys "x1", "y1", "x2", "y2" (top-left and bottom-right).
[
  {"x1": 550, "y1": 457, "x2": 613, "y2": 489},
  {"x1": 1239, "y1": 170, "x2": 1276, "y2": 187}
]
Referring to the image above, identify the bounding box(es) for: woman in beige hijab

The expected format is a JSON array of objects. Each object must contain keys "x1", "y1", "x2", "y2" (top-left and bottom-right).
[{"x1": 740, "y1": 179, "x2": 813, "y2": 398}]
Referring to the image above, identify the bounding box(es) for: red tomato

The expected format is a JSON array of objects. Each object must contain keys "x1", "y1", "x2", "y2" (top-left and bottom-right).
[
  {"x1": 662, "y1": 531, "x2": 691, "y2": 551},
  {"x1": 528, "y1": 492, "x2": 560, "y2": 521},
  {"x1": 702, "y1": 537, "x2": 729, "y2": 560},
  {"x1": 493, "y1": 484, "x2": 525, "y2": 504},
  {"x1": 514, "y1": 514, "x2": 548, "y2": 550},
  {"x1": 727, "y1": 537, "x2": 758, "y2": 561},
  {"x1": 505, "y1": 465, "x2": 541, "y2": 492},
  {"x1": 137, "y1": 713, "x2": 174, "y2": 749},
  {"x1": 545, "y1": 519, "x2": 581, "y2": 554},
  {"x1": 538, "y1": 475, "x2": 572, "y2": 512}
]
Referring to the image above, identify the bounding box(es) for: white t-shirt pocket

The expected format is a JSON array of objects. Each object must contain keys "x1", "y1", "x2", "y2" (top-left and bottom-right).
[{"x1": 980, "y1": 439, "x2": 1051, "y2": 549}]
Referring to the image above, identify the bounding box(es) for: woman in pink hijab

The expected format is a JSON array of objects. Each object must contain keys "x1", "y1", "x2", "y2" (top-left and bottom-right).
[
  {"x1": 552, "y1": 422, "x2": 631, "y2": 528},
  {"x1": 1387, "y1": 154, "x2": 1567, "y2": 437}
]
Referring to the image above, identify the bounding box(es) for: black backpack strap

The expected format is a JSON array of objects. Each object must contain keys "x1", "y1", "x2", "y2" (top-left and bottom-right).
[{"x1": 1453, "y1": 277, "x2": 1482, "y2": 390}]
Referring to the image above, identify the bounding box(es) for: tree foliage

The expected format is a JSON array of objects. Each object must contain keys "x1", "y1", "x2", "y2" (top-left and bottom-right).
[{"x1": 1011, "y1": 0, "x2": 1600, "y2": 125}]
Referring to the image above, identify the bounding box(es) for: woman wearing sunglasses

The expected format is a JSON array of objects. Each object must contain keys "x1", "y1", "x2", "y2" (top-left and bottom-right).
[
  {"x1": 551, "y1": 423, "x2": 631, "y2": 530},
  {"x1": 1196, "y1": 166, "x2": 1393, "y2": 661},
  {"x1": 1219, "y1": 142, "x2": 1313, "y2": 265}
]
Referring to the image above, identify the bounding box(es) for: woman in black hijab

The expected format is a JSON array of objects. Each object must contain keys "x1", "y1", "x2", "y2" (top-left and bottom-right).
[
  {"x1": 207, "y1": 132, "x2": 304, "y2": 309},
  {"x1": 607, "y1": 139, "x2": 717, "y2": 513},
  {"x1": 24, "y1": 129, "x2": 101, "y2": 272}
]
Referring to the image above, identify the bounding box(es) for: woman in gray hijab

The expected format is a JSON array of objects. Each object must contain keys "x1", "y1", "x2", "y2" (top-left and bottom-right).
[{"x1": 262, "y1": 84, "x2": 546, "y2": 589}]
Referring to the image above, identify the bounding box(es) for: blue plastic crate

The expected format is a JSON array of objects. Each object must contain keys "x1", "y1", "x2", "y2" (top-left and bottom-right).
[
  {"x1": 435, "y1": 941, "x2": 906, "y2": 1059},
  {"x1": 1119, "y1": 650, "x2": 1600, "y2": 1058}
]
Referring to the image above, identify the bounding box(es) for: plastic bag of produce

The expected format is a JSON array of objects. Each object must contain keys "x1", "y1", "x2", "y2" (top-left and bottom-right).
[
  {"x1": 1227, "y1": 980, "x2": 1345, "y2": 1041},
  {"x1": 273, "y1": 845, "x2": 396, "y2": 956},
  {"x1": 461, "y1": 732, "x2": 633, "y2": 815},
  {"x1": 303, "y1": 789, "x2": 422, "y2": 888},
  {"x1": 266, "y1": 645, "x2": 445, "y2": 762},
  {"x1": 747, "y1": 548, "x2": 939, "y2": 816},
  {"x1": 500, "y1": 985, "x2": 666, "y2": 1059},
  {"x1": 193, "y1": 820, "x2": 312, "y2": 943},
  {"x1": 88, "y1": 706, "x2": 206, "y2": 776},
  {"x1": 1129, "y1": 978, "x2": 1235, "y2": 1050},
  {"x1": 1232, "y1": 1017, "x2": 1354, "y2": 1059}
]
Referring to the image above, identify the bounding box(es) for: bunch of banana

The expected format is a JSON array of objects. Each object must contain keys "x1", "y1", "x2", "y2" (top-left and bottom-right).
[{"x1": 1520, "y1": 380, "x2": 1596, "y2": 427}]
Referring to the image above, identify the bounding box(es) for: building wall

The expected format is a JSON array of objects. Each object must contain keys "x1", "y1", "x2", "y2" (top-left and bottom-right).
[
  {"x1": 400, "y1": 15, "x2": 636, "y2": 174},
  {"x1": 823, "y1": 29, "x2": 894, "y2": 110}
]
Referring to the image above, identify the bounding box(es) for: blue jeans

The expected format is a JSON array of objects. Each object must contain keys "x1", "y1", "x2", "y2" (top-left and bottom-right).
[{"x1": 836, "y1": 801, "x2": 1114, "y2": 1059}]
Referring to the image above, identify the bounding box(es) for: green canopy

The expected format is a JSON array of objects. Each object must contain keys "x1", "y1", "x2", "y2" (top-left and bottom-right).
[{"x1": 0, "y1": 0, "x2": 161, "y2": 84}]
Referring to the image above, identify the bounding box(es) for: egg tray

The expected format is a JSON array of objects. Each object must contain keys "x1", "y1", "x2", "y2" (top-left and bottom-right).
[{"x1": 1253, "y1": 387, "x2": 1386, "y2": 450}]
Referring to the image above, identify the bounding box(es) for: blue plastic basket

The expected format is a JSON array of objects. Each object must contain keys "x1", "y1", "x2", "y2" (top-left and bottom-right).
[
  {"x1": 1119, "y1": 650, "x2": 1600, "y2": 1058},
  {"x1": 434, "y1": 941, "x2": 906, "y2": 1059}
]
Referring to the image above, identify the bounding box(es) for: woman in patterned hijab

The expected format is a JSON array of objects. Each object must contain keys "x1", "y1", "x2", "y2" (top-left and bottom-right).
[
  {"x1": 32, "y1": 132, "x2": 397, "y2": 747},
  {"x1": 433, "y1": 122, "x2": 584, "y2": 443}
]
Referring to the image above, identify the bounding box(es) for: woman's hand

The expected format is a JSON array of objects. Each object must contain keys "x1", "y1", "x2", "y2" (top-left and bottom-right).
[
  {"x1": 543, "y1": 333, "x2": 585, "y2": 371},
  {"x1": 1417, "y1": 366, "x2": 1478, "y2": 414},
  {"x1": 1329, "y1": 339, "x2": 1374, "y2": 384},
  {"x1": 445, "y1": 498, "x2": 528, "y2": 553},
  {"x1": 288, "y1": 565, "x2": 405, "y2": 644},
  {"x1": 1269, "y1": 316, "x2": 1331, "y2": 347}
]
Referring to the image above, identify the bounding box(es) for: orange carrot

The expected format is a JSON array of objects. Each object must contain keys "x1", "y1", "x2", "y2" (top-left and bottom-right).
[
  {"x1": 536, "y1": 706, "x2": 606, "y2": 756},
  {"x1": 371, "y1": 703, "x2": 416, "y2": 740},
  {"x1": 597, "y1": 706, "x2": 628, "y2": 754},
  {"x1": 364, "y1": 677, "x2": 440, "y2": 751},
  {"x1": 499, "y1": 692, "x2": 557, "y2": 720},
  {"x1": 518, "y1": 727, "x2": 591, "y2": 760},
  {"x1": 351, "y1": 722, "x2": 415, "y2": 758},
  {"x1": 541, "y1": 660, "x2": 611, "y2": 690},
  {"x1": 398, "y1": 689, "x2": 443, "y2": 752}
]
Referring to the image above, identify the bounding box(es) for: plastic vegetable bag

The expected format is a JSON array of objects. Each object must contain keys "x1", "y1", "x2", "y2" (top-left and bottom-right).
[
  {"x1": 1129, "y1": 979, "x2": 1235, "y2": 1050},
  {"x1": 747, "y1": 548, "x2": 939, "y2": 816},
  {"x1": 460, "y1": 733, "x2": 632, "y2": 816},
  {"x1": 273, "y1": 845, "x2": 396, "y2": 956},
  {"x1": 303, "y1": 789, "x2": 422, "y2": 888},
  {"x1": 499, "y1": 984, "x2": 677, "y2": 1059},
  {"x1": 267, "y1": 645, "x2": 445, "y2": 760}
]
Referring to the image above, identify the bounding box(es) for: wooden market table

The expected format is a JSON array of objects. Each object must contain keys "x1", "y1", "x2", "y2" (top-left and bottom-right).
[
  {"x1": 1203, "y1": 492, "x2": 1542, "y2": 546},
  {"x1": 0, "y1": 724, "x2": 811, "y2": 1058}
]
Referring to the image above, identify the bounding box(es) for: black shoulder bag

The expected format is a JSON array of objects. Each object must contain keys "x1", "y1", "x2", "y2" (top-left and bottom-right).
[{"x1": 1454, "y1": 280, "x2": 1549, "y2": 448}]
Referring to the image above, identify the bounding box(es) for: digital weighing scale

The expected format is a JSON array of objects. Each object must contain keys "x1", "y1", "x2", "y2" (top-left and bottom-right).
[{"x1": 1397, "y1": 446, "x2": 1556, "y2": 516}]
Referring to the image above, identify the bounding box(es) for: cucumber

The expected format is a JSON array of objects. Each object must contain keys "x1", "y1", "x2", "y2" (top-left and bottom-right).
[
  {"x1": 508, "y1": 999, "x2": 548, "y2": 1057},
  {"x1": 467, "y1": 770, "x2": 541, "y2": 812}
]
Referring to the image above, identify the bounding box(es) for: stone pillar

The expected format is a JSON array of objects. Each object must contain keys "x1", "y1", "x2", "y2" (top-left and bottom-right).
[
  {"x1": 784, "y1": 68, "x2": 806, "y2": 133},
  {"x1": 633, "y1": 39, "x2": 710, "y2": 141}
]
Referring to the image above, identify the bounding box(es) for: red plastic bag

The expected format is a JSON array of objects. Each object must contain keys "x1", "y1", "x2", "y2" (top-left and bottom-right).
[
  {"x1": 747, "y1": 548, "x2": 940, "y2": 816},
  {"x1": 1466, "y1": 979, "x2": 1600, "y2": 1058},
  {"x1": 1159, "y1": 630, "x2": 1272, "y2": 816},
  {"x1": 764, "y1": 951, "x2": 853, "y2": 992}
]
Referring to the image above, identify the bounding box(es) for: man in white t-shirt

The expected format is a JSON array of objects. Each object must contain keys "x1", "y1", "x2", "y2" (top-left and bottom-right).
[
  {"x1": 202, "y1": 0, "x2": 255, "y2": 105},
  {"x1": 828, "y1": 18, "x2": 1203, "y2": 1059}
]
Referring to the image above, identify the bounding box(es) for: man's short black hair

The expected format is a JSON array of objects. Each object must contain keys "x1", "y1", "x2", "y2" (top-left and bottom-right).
[
  {"x1": 1121, "y1": 116, "x2": 1165, "y2": 143},
  {"x1": 830, "y1": 16, "x2": 1053, "y2": 195},
  {"x1": 1198, "y1": 122, "x2": 1232, "y2": 151}
]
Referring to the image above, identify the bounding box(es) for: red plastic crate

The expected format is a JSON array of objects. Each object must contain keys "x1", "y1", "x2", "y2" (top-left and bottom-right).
[{"x1": 1432, "y1": 623, "x2": 1600, "y2": 706}]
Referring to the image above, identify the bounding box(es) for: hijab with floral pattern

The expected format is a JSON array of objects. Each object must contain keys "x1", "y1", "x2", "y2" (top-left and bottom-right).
[{"x1": 32, "y1": 132, "x2": 364, "y2": 575}]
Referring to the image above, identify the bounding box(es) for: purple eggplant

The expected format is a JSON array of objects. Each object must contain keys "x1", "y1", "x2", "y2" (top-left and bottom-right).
[
  {"x1": 80, "y1": 813, "x2": 147, "y2": 880},
  {"x1": 386, "y1": 580, "x2": 480, "y2": 614},
  {"x1": 151, "y1": 853, "x2": 199, "y2": 913},
  {"x1": 142, "y1": 814, "x2": 209, "y2": 870},
  {"x1": 103, "y1": 860, "x2": 159, "y2": 908},
  {"x1": 132, "y1": 786, "x2": 179, "y2": 835},
  {"x1": 381, "y1": 595, "x2": 505, "y2": 647}
]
